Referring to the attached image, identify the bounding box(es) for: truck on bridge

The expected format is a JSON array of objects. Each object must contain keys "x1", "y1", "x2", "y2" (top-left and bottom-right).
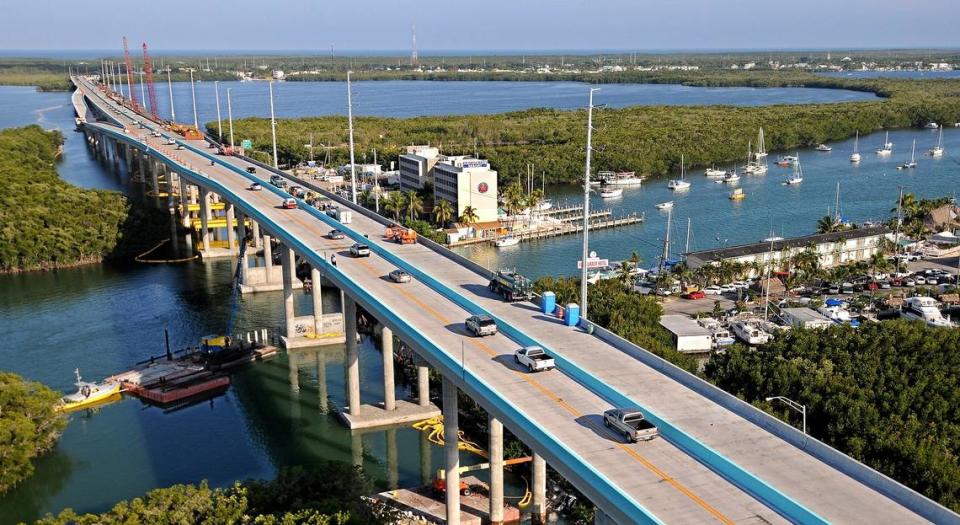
[{"x1": 488, "y1": 269, "x2": 534, "y2": 302}]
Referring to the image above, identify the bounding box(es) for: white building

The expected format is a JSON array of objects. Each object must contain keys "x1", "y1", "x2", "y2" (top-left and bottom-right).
[
  {"x1": 399, "y1": 145, "x2": 440, "y2": 190},
  {"x1": 660, "y1": 315, "x2": 714, "y2": 354},
  {"x1": 272, "y1": 70, "x2": 285, "y2": 80},
  {"x1": 433, "y1": 155, "x2": 499, "y2": 223},
  {"x1": 781, "y1": 308, "x2": 833, "y2": 330}
]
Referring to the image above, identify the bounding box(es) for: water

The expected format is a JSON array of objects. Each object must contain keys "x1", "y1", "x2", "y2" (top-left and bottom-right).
[
  {"x1": 141, "y1": 80, "x2": 877, "y2": 124},
  {"x1": 457, "y1": 128, "x2": 960, "y2": 279}
]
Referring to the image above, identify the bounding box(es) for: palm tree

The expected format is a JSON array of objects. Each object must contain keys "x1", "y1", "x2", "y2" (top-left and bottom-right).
[
  {"x1": 406, "y1": 191, "x2": 423, "y2": 221},
  {"x1": 459, "y1": 206, "x2": 479, "y2": 225},
  {"x1": 383, "y1": 191, "x2": 406, "y2": 221},
  {"x1": 433, "y1": 199, "x2": 453, "y2": 227},
  {"x1": 868, "y1": 251, "x2": 891, "y2": 280},
  {"x1": 501, "y1": 182, "x2": 525, "y2": 217},
  {"x1": 629, "y1": 250, "x2": 642, "y2": 269},
  {"x1": 816, "y1": 215, "x2": 843, "y2": 234}
]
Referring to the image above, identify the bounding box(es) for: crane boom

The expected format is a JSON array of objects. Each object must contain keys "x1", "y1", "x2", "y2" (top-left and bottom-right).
[
  {"x1": 122, "y1": 36, "x2": 139, "y2": 109},
  {"x1": 142, "y1": 42, "x2": 159, "y2": 119}
]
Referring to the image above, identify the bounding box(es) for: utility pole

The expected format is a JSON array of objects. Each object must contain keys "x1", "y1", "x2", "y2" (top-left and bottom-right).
[
  {"x1": 580, "y1": 87, "x2": 600, "y2": 321},
  {"x1": 214, "y1": 81, "x2": 223, "y2": 141},
  {"x1": 189, "y1": 69, "x2": 198, "y2": 129},
  {"x1": 227, "y1": 88, "x2": 235, "y2": 149},
  {"x1": 347, "y1": 71, "x2": 358, "y2": 204},
  {"x1": 167, "y1": 68, "x2": 176, "y2": 121},
  {"x1": 138, "y1": 69, "x2": 146, "y2": 109},
  {"x1": 269, "y1": 80, "x2": 279, "y2": 168}
]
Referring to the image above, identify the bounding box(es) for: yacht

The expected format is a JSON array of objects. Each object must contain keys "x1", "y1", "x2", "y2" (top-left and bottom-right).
[
  {"x1": 599, "y1": 187, "x2": 624, "y2": 198},
  {"x1": 732, "y1": 320, "x2": 772, "y2": 345},
  {"x1": 704, "y1": 166, "x2": 727, "y2": 178},
  {"x1": 728, "y1": 188, "x2": 745, "y2": 201},
  {"x1": 723, "y1": 170, "x2": 741, "y2": 183},
  {"x1": 744, "y1": 162, "x2": 768, "y2": 175},
  {"x1": 850, "y1": 130, "x2": 861, "y2": 163},
  {"x1": 494, "y1": 236, "x2": 520, "y2": 248},
  {"x1": 697, "y1": 319, "x2": 736, "y2": 347},
  {"x1": 776, "y1": 155, "x2": 797, "y2": 167},
  {"x1": 58, "y1": 369, "x2": 121, "y2": 413},
  {"x1": 897, "y1": 140, "x2": 917, "y2": 170},
  {"x1": 903, "y1": 296, "x2": 954, "y2": 327},
  {"x1": 816, "y1": 143, "x2": 832, "y2": 151},
  {"x1": 876, "y1": 131, "x2": 893, "y2": 155},
  {"x1": 784, "y1": 154, "x2": 804, "y2": 185},
  {"x1": 655, "y1": 201, "x2": 674, "y2": 210},
  {"x1": 604, "y1": 171, "x2": 643, "y2": 186},
  {"x1": 818, "y1": 302, "x2": 852, "y2": 323},
  {"x1": 928, "y1": 127, "x2": 944, "y2": 157},
  {"x1": 667, "y1": 155, "x2": 691, "y2": 191},
  {"x1": 925, "y1": 122, "x2": 939, "y2": 129}
]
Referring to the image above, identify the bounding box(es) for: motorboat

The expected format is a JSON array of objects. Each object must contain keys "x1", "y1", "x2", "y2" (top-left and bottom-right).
[
  {"x1": 776, "y1": 155, "x2": 797, "y2": 167},
  {"x1": 599, "y1": 187, "x2": 624, "y2": 198},
  {"x1": 897, "y1": 140, "x2": 917, "y2": 170},
  {"x1": 876, "y1": 131, "x2": 893, "y2": 155},
  {"x1": 723, "y1": 170, "x2": 741, "y2": 183},
  {"x1": 58, "y1": 369, "x2": 121, "y2": 413},
  {"x1": 850, "y1": 130, "x2": 861, "y2": 163},
  {"x1": 704, "y1": 166, "x2": 727, "y2": 178},
  {"x1": 925, "y1": 122, "x2": 939, "y2": 129},
  {"x1": 667, "y1": 154, "x2": 691, "y2": 191},
  {"x1": 819, "y1": 302, "x2": 852, "y2": 323},
  {"x1": 697, "y1": 319, "x2": 737, "y2": 348},
  {"x1": 655, "y1": 201, "x2": 674, "y2": 210},
  {"x1": 603, "y1": 171, "x2": 643, "y2": 186},
  {"x1": 903, "y1": 296, "x2": 954, "y2": 327},
  {"x1": 494, "y1": 236, "x2": 520, "y2": 248},
  {"x1": 816, "y1": 143, "x2": 832, "y2": 151},
  {"x1": 784, "y1": 154, "x2": 803, "y2": 185},
  {"x1": 732, "y1": 320, "x2": 772, "y2": 345},
  {"x1": 744, "y1": 162, "x2": 768, "y2": 175},
  {"x1": 928, "y1": 127, "x2": 944, "y2": 158},
  {"x1": 729, "y1": 188, "x2": 745, "y2": 200}
]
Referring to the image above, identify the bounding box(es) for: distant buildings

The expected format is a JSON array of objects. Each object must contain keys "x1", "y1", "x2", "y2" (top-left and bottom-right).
[{"x1": 433, "y1": 155, "x2": 498, "y2": 223}]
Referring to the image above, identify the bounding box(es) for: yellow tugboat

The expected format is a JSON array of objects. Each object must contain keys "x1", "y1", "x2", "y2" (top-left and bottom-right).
[{"x1": 58, "y1": 369, "x2": 121, "y2": 413}]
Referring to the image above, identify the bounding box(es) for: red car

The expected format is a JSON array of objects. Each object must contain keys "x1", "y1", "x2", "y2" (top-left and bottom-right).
[{"x1": 682, "y1": 291, "x2": 706, "y2": 300}]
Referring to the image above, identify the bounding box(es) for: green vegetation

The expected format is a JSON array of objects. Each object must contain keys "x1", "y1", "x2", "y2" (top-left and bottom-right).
[
  {"x1": 0, "y1": 372, "x2": 66, "y2": 495},
  {"x1": 35, "y1": 464, "x2": 392, "y2": 524},
  {"x1": 217, "y1": 73, "x2": 960, "y2": 184},
  {"x1": 0, "y1": 126, "x2": 165, "y2": 272},
  {"x1": 704, "y1": 321, "x2": 960, "y2": 512}
]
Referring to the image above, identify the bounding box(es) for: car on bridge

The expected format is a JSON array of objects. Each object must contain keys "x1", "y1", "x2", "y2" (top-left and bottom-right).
[
  {"x1": 165, "y1": 137, "x2": 176, "y2": 145},
  {"x1": 389, "y1": 269, "x2": 412, "y2": 283},
  {"x1": 246, "y1": 166, "x2": 257, "y2": 174},
  {"x1": 349, "y1": 243, "x2": 371, "y2": 257},
  {"x1": 603, "y1": 408, "x2": 659, "y2": 443},
  {"x1": 248, "y1": 182, "x2": 262, "y2": 191},
  {"x1": 281, "y1": 198, "x2": 297, "y2": 209},
  {"x1": 514, "y1": 345, "x2": 555, "y2": 372},
  {"x1": 465, "y1": 315, "x2": 498, "y2": 337},
  {"x1": 327, "y1": 229, "x2": 345, "y2": 240}
]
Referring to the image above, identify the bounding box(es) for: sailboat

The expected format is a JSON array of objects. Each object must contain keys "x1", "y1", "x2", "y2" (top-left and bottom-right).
[
  {"x1": 667, "y1": 154, "x2": 691, "y2": 191},
  {"x1": 928, "y1": 127, "x2": 944, "y2": 157},
  {"x1": 754, "y1": 127, "x2": 768, "y2": 159},
  {"x1": 850, "y1": 131, "x2": 861, "y2": 163},
  {"x1": 897, "y1": 140, "x2": 917, "y2": 169},
  {"x1": 723, "y1": 167, "x2": 741, "y2": 183},
  {"x1": 704, "y1": 165, "x2": 727, "y2": 178},
  {"x1": 876, "y1": 131, "x2": 893, "y2": 155},
  {"x1": 785, "y1": 154, "x2": 803, "y2": 185},
  {"x1": 744, "y1": 138, "x2": 768, "y2": 175}
]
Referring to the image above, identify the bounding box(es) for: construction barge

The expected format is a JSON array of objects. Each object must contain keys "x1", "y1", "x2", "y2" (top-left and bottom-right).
[{"x1": 107, "y1": 329, "x2": 277, "y2": 407}]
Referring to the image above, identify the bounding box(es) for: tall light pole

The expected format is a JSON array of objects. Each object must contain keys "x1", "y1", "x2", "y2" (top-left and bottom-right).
[
  {"x1": 189, "y1": 69, "x2": 198, "y2": 129},
  {"x1": 346, "y1": 71, "x2": 358, "y2": 204},
  {"x1": 214, "y1": 81, "x2": 223, "y2": 141},
  {"x1": 269, "y1": 80, "x2": 278, "y2": 168},
  {"x1": 580, "y1": 87, "x2": 600, "y2": 322},
  {"x1": 766, "y1": 396, "x2": 807, "y2": 434},
  {"x1": 166, "y1": 68, "x2": 176, "y2": 121},
  {"x1": 138, "y1": 69, "x2": 146, "y2": 111},
  {"x1": 227, "y1": 88, "x2": 235, "y2": 149}
]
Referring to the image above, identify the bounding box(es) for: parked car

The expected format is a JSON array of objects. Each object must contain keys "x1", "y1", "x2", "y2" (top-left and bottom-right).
[
  {"x1": 602, "y1": 408, "x2": 659, "y2": 443},
  {"x1": 704, "y1": 285, "x2": 722, "y2": 295},
  {"x1": 246, "y1": 166, "x2": 257, "y2": 174},
  {"x1": 720, "y1": 284, "x2": 737, "y2": 293},
  {"x1": 349, "y1": 243, "x2": 370, "y2": 257},
  {"x1": 248, "y1": 182, "x2": 262, "y2": 191},
  {"x1": 514, "y1": 346, "x2": 555, "y2": 372},
  {"x1": 281, "y1": 198, "x2": 297, "y2": 209},
  {"x1": 465, "y1": 315, "x2": 497, "y2": 337},
  {"x1": 682, "y1": 291, "x2": 706, "y2": 300},
  {"x1": 389, "y1": 269, "x2": 411, "y2": 283},
  {"x1": 327, "y1": 229, "x2": 345, "y2": 240},
  {"x1": 904, "y1": 278, "x2": 916, "y2": 287}
]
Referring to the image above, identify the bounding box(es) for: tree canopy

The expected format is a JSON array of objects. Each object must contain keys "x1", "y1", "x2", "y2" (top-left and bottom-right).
[{"x1": 0, "y1": 372, "x2": 66, "y2": 494}]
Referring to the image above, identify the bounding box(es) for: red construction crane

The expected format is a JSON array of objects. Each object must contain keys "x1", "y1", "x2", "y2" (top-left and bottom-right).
[
  {"x1": 142, "y1": 42, "x2": 159, "y2": 119},
  {"x1": 122, "y1": 36, "x2": 139, "y2": 110}
]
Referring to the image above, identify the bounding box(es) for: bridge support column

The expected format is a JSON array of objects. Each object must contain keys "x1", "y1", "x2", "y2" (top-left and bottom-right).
[
  {"x1": 138, "y1": 149, "x2": 146, "y2": 180},
  {"x1": 179, "y1": 178, "x2": 191, "y2": 227},
  {"x1": 226, "y1": 203, "x2": 237, "y2": 250},
  {"x1": 532, "y1": 453, "x2": 547, "y2": 524},
  {"x1": 311, "y1": 267, "x2": 323, "y2": 335},
  {"x1": 489, "y1": 416, "x2": 504, "y2": 525},
  {"x1": 264, "y1": 234, "x2": 274, "y2": 278},
  {"x1": 150, "y1": 160, "x2": 160, "y2": 196},
  {"x1": 238, "y1": 212, "x2": 248, "y2": 283},
  {"x1": 252, "y1": 221, "x2": 261, "y2": 249},
  {"x1": 418, "y1": 361, "x2": 430, "y2": 407},
  {"x1": 282, "y1": 246, "x2": 296, "y2": 340},
  {"x1": 381, "y1": 326, "x2": 395, "y2": 411},
  {"x1": 443, "y1": 377, "x2": 461, "y2": 525},
  {"x1": 124, "y1": 143, "x2": 133, "y2": 172},
  {"x1": 199, "y1": 187, "x2": 211, "y2": 253},
  {"x1": 386, "y1": 427, "x2": 398, "y2": 491},
  {"x1": 344, "y1": 296, "x2": 360, "y2": 416}
]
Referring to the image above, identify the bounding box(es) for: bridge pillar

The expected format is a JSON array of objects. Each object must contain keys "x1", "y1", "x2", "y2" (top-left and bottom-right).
[
  {"x1": 344, "y1": 296, "x2": 360, "y2": 416},
  {"x1": 179, "y1": 177, "x2": 191, "y2": 227},
  {"x1": 225, "y1": 203, "x2": 237, "y2": 250},
  {"x1": 381, "y1": 326, "x2": 395, "y2": 411},
  {"x1": 489, "y1": 416, "x2": 504, "y2": 525},
  {"x1": 532, "y1": 453, "x2": 547, "y2": 524},
  {"x1": 311, "y1": 266, "x2": 323, "y2": 335},
  {"x1": 282, "y1": 246, "x2": 296, "y2": 340},
  {"x1": 252, "y1": 221, "x2": 261, "y2": 249},
  {"x1": 443, "y1": 376, "x2": 461, "y2": 525},
  {"x1": 137, "y1": 149, "x2": 147, "y2": 180},
  {"x1": 263, "y1": 234, "x2": 274, "y2": 279},
  {"x1": 149, "y1": 159, "x2": 160, "y2": 196},
  {"x1": 386, "y1": 427, "x2": 398, "y2": 491},
  {"x1": 124, "y1": 142, "x2": 133, "y2": 172},
  {"x1": 238, "y1": 212, "x2": 248, "y2": 283},
  {"x1": 418, "y1": 361, "x2": 430, "y2": 407},
  {"x1": 199, "y1": 187, "x2": 211, "y2": 252}
]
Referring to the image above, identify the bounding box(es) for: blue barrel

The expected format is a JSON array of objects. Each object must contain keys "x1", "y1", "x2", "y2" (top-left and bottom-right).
[
  {"x1": 564, "y1": 303, "x2": 580, "y2": 327},
  {"x1": 541, "y1": 292, "x2": 556, "y2": 314}
]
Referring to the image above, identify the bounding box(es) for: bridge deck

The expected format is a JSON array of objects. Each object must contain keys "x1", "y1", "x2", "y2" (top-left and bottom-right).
[{"x1": 75, "y1": 76, "x2": 935, "y2": 524}]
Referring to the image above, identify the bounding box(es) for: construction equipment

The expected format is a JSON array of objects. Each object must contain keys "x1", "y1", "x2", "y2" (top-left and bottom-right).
[
  {"x1": 488, "y1": 269, "x2": 534, "y2": 301},
  {"x1": 432, "y1": 457, "x2": 533, "y2": 496},
  {"x1": 141, "y1": 42, "x2": 159, "y2": 119},
  {"x1": 121, "y1": 36, "x2": 139, "y2": 110},
  {"x1": 385, "y1": 225, "x2": 417, "y2": 244},
  {"x1": 167, "y1": 123, "x2": 203, "y2": 140},
  {"x1": 218, "y1": 145, "x2": 239, "y2": 156}
]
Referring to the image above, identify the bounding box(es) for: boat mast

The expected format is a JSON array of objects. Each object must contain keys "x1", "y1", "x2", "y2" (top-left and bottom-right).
[
  {"x1": 834, "y1": 182, "x2": 841, "y2": 223},
  {"x1": 660, "y1": 207, "x2": 672, "y2": 273},
  {"x1": 895, "y1": 186, "x2": 904, "y2": 274},
  {"x1": 684, "y1": 217, "x2": 692, "y2": 258},
  {"x1": 763, "y1": 238, "x2": 774, "y2": 321},
  {"x1": 580, "y1": 87, "x2": 600, "y2": 321}
]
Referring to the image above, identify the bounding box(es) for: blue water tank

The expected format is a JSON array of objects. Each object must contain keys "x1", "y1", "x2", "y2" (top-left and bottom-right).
[
  {"x1": 541, "y1": 292, "x2": 556, "y2": 314},
  {"x1": 564, "y1": 303, "x2": 580, "y2": 327}
]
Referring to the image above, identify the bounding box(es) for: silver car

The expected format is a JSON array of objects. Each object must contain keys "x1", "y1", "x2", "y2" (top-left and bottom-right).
[{"x1": 389, "y1": 269, "x2": 411, "y2": 283}]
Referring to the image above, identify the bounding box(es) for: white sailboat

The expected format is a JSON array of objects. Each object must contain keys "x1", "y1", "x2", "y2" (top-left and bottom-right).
[
  {"x1": 785, "y1": 154, "x2": 803, "y2": 185},
  {"x1": 667, "y1": 154, "x2": 691, "y2": 191},
  {"x1": 876, "y1": 131, "x2": 893, "y2": 155},
  {"x1": 755, "y1": 127, "x2": 768, "y2": 159},
  {"x1": 704, "y1": 165, "x2": 727, "y2": 178},
  {"x1": 898, "y1": 140, "x2": 917, "y2": 170},
  {"x1": 850, "y1": 131, "x2": 861, "y2": 163},
  {"x1": 929, "y1": 127, "x2": 944, "y2": 157}
]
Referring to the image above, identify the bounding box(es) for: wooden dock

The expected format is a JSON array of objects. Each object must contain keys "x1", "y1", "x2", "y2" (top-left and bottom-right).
[{"x1": 513, "y1": 212, "x2": 644, "y2": 242}]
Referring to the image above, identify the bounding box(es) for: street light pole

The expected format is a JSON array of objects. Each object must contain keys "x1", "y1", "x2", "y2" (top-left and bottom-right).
[
  {"x1": 347, "y1": 71, "x2": 358, "y2": 204},
  {"x1": 166, "y1": 68, "x2": 176, "y2": 121},
  {"x1": 580, "y1": 87, "x2": 600, "y2": 322},
  {"x1": 227, "y1": 88, "x2": 235, "y2": 149},
  {"x1": 214, "y1": 81, "x2": 223, "y2": 141},
  {"x1": 269, "y1": 80, "x2": 278, "y2": 169},
  {"x1": 189, "y1": 69, "x2": 198, "y2": 129},
  {"x1": 766, "y1": 396, "x2": 806, "y2": 434}
]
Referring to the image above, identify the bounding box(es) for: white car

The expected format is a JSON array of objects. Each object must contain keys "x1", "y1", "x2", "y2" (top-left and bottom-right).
[
  {"x1": 704, "y1": 285, "x2": 722, "y2": 295},
  {"x1": 248, "y1": 182, "x2": 262, "y2": 191},
  {"x1": 349, "y1": 243, "x2": 370, "y2": 257},
  {"x1": 720, "y1": 284, "x2": 737, "y2": 293}
]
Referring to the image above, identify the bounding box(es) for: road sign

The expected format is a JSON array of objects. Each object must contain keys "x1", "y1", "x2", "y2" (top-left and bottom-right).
[
  {"x1": 577, "y1": 257, "x2": 609, "y2": 270},
  {"x1": 241, "y1": 139, "x2": 253, "y2": 150}
]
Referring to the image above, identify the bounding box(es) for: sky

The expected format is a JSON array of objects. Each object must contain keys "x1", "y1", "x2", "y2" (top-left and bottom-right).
[{"x1": 3, "y1": 0, "x2": 960, "y2": 53}]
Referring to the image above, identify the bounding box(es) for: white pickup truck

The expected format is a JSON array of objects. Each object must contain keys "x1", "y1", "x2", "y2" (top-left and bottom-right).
[
  {"x1": 603, "y1": 408, "x2": 659, "y2": 443},
  {"x1": 514, "y1": 346, "x2": 555, "y2": 372},
  {"x1": 465, "y1": 315, "x2": 497, "y2": 337}
]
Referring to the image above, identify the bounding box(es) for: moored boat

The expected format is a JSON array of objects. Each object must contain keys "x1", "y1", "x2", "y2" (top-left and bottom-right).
[
  {"x1": 58, "y1": 369, "x2": 121, "y2": 413},
  {"x1": 928, "y1": 127, "x2": 944, "y2": 157},
  {"x1": 494, "y1": 236, "x2": 520, "y2": 248},
  {"x1": 816, "y1": 143, "x2": 832, "y2": 151},
  {"x1": 599, "y1": 187, "x2": 624, "y2": 198},
  {"x1": 729, "y1": 188, "x2": 745, "y2": 200},
  {"x1": 850, "y1": 130, "x2": 861, "y2": 163},
  {"x1": 655, "y1": 201, "x2": 674, "y2": 210}
]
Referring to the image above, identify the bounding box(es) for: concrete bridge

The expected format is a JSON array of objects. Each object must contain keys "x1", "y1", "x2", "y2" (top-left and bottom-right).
[{"x1": 72, "y1": 75, "x2": 958, "y2": 525}]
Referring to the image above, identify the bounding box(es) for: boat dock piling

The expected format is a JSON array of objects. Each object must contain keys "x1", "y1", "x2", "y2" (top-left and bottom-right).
[{"x1": 514, "y1": 212, "x2": 644, "y2": 243}]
